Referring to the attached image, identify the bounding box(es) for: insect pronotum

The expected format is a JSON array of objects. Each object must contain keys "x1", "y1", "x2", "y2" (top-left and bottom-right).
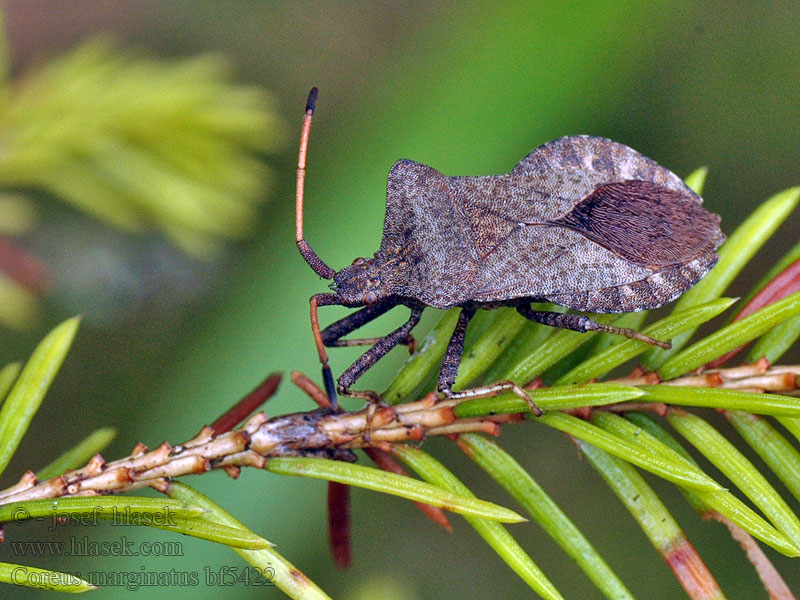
[{"x1": 295, "y1": 88, "x2": 725, "y2": 411}]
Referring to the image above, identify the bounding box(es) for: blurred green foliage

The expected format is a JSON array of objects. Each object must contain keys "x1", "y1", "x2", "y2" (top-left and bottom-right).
[
  {"x1": 0, "y1": 35, "x2": 281, "y2": 255},
  {"x1": 0, "y1": 15, "x2": 282, "y2": 329}
]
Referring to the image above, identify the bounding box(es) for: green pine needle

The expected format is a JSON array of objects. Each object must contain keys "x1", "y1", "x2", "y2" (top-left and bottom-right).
[
  {"x1": 0, "y1": 562, "x2": 96, "y2": 593},
  {"x1": 748, "y1": 312, "x2": 800, "y2": 364},
  {"x1": 392, "y1": 444, "x2": 564, "y2": 600},
  {"x1": 36, "y1": 427, "x2": 117, "y2": 480},
  {"x1": 536, "y1": 412, "x2": 723, "y2": 492},
  {"x1": 0, "y1": 496, "x2": 271, "y2": 549},
  {"x1": 453, "y1": 382, "x2": 643, "y2": 417},
  {"x1": 625, "y1": 411, "x2": 799, "y2": 555},
  {"x1": 265, "y1": 456, "x2": 525, "y2": 523},
  {"x1": 577, "y1": 440, "x2": 727, "y2": 599},
  {"x1": 0, "y1": 317, "x2": 79, "y2": 477},
  {"x1": 458, "y1": 433, "x2": 635, "y2": 600},
  {"x1": 168, "y1": 482, "x2": 333, "y2": 600},
  {"x1": 668, "y1": 410, "x2": 800, "y2": 552},
  {"x1": 0, "y1": 361, "x2": 21, "y2": 404},
  {"x1": 658, "y1": 290, "x2": 800, "y2": 379},
  {"x1": 725, "y1": 411, "x2": 800, "y2": 504},
  {"x1": 557, "y1": 298, "x2": 736, "y2": 385},
  {"x1": 639, "y1": 386, "x2": 800, "y2": 416}
]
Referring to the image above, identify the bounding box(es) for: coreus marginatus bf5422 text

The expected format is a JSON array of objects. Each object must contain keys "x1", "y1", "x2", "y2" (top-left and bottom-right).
[{"x1": 295, "y1": 88, "x2": 725, "y2": 412}]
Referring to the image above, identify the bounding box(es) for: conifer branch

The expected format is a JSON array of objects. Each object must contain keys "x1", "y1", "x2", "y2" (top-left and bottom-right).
[{"x1": 1, "y1": 361, "x2": 797, "y2": 506}]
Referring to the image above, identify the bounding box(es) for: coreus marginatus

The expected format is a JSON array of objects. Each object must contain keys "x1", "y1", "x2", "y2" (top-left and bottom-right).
[{"x1": 295, "y1": 88, "x2": 725, "y2": 411}]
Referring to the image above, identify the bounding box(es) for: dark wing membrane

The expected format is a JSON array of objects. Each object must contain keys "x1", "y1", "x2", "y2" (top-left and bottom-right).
[
  {"x1": 540, "y1": 179, "x2": 724, "y2": 311},
  {"x1": 551, "y1": 180, "x2": 724, "y2": 268}
]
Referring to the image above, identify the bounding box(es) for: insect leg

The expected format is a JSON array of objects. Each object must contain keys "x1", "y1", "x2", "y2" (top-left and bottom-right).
[
  {"x1": 437, "y1": 309, "x2": 542, "y2": 416},
  {"x1": 337, "y1": 306, "x2": 424, "y2": 399},
  {"x1": 321, "y1": 301, "x2": 416, "y2": 352},
  {"x1": 516, "y1": 305, "x2": 670, "y2": 349},
  {"x1": 436, "y1": 308, "x2": 475, "y2": 393},
  {"x1": 310, "y1": 293, "x2": 345, "y2": 407}
]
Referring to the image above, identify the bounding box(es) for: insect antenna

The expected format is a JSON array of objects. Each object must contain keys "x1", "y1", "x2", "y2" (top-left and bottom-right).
[{"x1": 296, "y1": 87, "x2": 336, "y2": 280}]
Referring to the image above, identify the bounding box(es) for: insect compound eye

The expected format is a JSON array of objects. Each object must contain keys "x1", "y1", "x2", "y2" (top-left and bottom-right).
[
  {"x1": 352, "y1": 257, "x2": 367, "y2": 266},
  {"x1": 362, "y1": 291, "x2": 379, "y2": 306}
]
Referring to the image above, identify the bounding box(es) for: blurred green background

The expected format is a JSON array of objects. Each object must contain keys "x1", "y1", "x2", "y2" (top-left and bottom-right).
[{"x1": 0, "y1": 1, "x2": 798, "y2": 598}]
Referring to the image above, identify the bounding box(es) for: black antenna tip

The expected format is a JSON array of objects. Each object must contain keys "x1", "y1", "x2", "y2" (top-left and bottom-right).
[{"x1": 306, "y1": 87, "x2": 318, "y2": 113}]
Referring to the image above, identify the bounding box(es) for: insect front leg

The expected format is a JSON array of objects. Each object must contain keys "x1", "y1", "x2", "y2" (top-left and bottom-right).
[
  {"x1": 321, "y1": 301, "x2": 416, "y2": 353},
  {"x1": 515, "y1": 305, "x2": 670, "y2": 349},
  {"x1": 337, "y1": 306, "x2": 424, "y2": 401},
  {"x1": 437, "y1": 309, "x2": 542, "y2": 416},
  {"x1": 309, "y1": 293, "x2": 346, "y2": 407}
]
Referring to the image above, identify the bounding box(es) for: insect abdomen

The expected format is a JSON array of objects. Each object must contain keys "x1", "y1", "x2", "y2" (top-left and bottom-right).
[{"x1": 544, "y1": 253, "x2": 719, "y2": 313}]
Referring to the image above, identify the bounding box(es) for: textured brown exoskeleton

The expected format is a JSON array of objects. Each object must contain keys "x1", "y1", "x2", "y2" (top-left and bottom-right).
[{"x1": 295, "y1": 88, "x2": 725, "y2": 411}]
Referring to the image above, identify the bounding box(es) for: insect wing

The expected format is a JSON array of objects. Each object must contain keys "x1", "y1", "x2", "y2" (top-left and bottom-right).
[{"x1": 471, "y1": 136, "x2": 724, "y2": 312}]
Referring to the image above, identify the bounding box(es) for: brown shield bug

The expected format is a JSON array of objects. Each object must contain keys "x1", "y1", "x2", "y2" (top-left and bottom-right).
[{"x1": 295, "y1": 88, "x2": 725, "y2": 411}]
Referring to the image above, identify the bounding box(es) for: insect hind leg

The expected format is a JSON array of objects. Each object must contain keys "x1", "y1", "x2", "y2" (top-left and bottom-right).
[
  {"x1": 516, "y1": 305, "x2": 670, "y2": 349},
  {"x1": 437, "y1": 308, "x2": 542, "y2": 416}
]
